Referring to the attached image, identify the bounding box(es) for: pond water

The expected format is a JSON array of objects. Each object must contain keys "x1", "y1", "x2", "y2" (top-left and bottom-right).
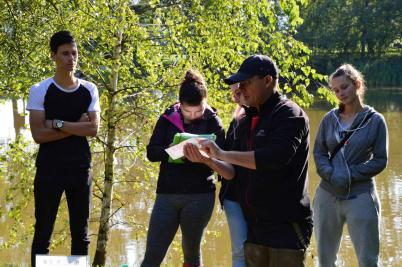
[{"x1": 0, "y1": 88, "x2": 401, "y2": 266}]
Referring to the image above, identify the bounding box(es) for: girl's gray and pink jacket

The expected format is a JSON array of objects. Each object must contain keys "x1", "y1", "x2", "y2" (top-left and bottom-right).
[{"x1": 146, "y1": 103, "x2": 225, "y2": 194}]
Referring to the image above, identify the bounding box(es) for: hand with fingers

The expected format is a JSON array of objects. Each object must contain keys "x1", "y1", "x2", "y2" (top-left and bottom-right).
[
  {"x1": 183, "y1": 143, "x2": 211, "y2": 164},
  {"x1": 198, "y1": 139, "x2": 222, "y2": 159}
]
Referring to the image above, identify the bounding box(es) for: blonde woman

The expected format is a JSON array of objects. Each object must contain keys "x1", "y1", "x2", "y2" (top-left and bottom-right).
[{"x1": 313, "y1": 64, "x2": 388, "y2": 266}]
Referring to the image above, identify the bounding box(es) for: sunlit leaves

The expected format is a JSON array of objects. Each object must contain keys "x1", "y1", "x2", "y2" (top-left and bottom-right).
[
  {"x1": 0, "y1": 137, "x2": 36, "y2": 249},
  {"x1": 317, "y1": 86, "x2": 338, "y2": 107},
  {"x1": 0, "y1": 1, "x2": 333, "y2": 263}
]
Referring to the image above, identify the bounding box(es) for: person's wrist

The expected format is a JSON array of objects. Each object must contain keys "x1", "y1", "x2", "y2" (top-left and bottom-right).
[
  {"x1": 45, "y1": 120, "x2": 52, "y2": 129},
  {"x1": 216, "y1": 149, "x2": 224, "y2": 160},
  {"x1": 204, "y1": 157, "x2": 214, "y2": 165},
  {"x1": 52, "y1": 119, "x2": 64, "y2": 130}
]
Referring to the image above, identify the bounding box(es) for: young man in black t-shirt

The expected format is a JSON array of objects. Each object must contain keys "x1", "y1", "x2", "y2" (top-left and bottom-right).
[{"x1": 27, "y1": 31, "x2": 100, "y2": 267}]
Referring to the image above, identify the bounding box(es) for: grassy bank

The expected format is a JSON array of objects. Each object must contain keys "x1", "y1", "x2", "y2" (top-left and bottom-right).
[{"x1": 310, "y1": 54, "x2": 402, "y2": 87}]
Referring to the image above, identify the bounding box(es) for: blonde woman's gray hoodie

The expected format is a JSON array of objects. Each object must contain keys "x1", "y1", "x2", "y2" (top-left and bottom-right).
[{"x1": 313, "y1": 105, "x2": 388, "y2": 199}]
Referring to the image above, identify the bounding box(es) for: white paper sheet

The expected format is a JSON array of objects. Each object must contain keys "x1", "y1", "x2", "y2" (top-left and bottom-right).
[
  {"x1": 165, "y1": 138, "x2": 206, "y2": 160},
  {"x1": 36, "y1": 255, "x2": 89, "y2": 267}
]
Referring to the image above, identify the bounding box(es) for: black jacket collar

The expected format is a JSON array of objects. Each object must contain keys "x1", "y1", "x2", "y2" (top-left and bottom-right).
[
  {"x1": 259, "y1": 91, "x2": 282, "y2": 115},
  {"x1": 243, "y1": 91, "x2": 282, "y2": 117}
]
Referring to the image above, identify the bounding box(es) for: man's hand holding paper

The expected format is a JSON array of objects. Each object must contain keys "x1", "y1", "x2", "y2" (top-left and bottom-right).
[
  {"x1": 165, "y1": 133, "x2": 216, "y2": 163},
  {"x1": 166, "y1": 137, "x2": 208, "y2": 160},
  {"x1": 183, "y1": 140, "x2": 212, "y2": 164}
]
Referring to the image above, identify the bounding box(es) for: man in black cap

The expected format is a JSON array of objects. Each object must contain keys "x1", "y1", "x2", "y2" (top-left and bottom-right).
[{"x1": 197, "y1": 55, "x2": 313, "y2": 266}]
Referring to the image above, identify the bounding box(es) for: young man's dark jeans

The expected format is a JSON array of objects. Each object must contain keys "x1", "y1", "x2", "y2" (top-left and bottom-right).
[{"x1": 31, "y1": 168, "x2": 92, "y2": 267}]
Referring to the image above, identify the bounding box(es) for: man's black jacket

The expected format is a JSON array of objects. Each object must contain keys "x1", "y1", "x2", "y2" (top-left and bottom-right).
[{"x1": 232, "y1": 91, "x2": 312, "y2": 224}]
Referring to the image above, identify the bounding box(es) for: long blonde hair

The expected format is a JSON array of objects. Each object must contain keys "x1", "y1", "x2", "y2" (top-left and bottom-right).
[{"x1": 329, "y1": 64, "x2": 366, "y2": 112}]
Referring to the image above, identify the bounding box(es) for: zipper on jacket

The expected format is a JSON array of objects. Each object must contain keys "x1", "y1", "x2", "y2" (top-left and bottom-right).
[
  {"x1": 335, "y1": 110, "x2": 372, "y2": 199},
  {"x1": 341, "y1": 149, "x2": 352, "y2": 199},
  {"x1": 245, "y1": 115, "x2": 259, "y2": 223}
]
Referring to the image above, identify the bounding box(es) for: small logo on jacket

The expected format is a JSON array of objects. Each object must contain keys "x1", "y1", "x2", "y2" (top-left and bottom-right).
[{"x1": 256, "y1": 130, "x2": 265, "y2": 137}]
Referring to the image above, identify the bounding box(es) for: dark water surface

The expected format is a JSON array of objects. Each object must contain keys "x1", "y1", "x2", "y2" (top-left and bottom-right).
[{"x1": 0, "y1": 88, "x2": 401, "y2": 266}]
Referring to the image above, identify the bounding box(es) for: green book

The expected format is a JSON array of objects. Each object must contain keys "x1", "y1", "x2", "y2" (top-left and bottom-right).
[{"x1": 167, "y1": 133, "x2": 216, "y2": 164}]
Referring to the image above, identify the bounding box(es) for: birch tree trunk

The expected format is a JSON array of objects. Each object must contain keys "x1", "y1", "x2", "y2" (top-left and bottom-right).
[
  {"x1": 93, "y1": 30, "x2": 122, "y2": 266},
  {"x1": 11, "y1": 98, "x2": 24, "y2": 140}
]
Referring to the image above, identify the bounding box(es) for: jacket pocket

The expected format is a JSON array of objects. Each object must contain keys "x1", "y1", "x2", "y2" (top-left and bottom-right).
[{"x1": 328, "y1": 155, "x2": 350, "y2": 195}]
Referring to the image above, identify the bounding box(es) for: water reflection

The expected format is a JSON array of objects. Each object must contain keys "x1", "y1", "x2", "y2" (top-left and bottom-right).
[
  {"x1": 313, "y1": 87, "x2": 402, "y2": 113},
  {"x1": 365, "y1": 88, "x2": 402, "y2": 113},
  {"x1": 0, "y1": 89, "x2": 401, "y2": 266}
]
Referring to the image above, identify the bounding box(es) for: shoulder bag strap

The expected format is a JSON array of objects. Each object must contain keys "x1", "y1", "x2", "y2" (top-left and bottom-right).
[{"x1": 329, "y1": 112, "x2": 374, "y2": 161}]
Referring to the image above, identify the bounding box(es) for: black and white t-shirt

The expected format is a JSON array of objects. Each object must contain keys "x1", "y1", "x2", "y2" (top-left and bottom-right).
[{"x1": 27, "y1": 77, "x2": 100, "y2": 169}]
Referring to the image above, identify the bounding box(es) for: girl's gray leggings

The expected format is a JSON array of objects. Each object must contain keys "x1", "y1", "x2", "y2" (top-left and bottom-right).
[{"x1": 141, "y1": 192, "x2": 215, "y2": 267}]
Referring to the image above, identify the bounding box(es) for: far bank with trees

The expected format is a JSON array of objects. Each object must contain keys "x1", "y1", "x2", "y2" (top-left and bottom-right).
[{"x1": 297, "y1": 0, "x2": 402, "y2": 86}]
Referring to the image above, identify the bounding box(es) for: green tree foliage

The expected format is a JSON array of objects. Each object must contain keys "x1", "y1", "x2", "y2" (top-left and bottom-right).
[
  {"x1": 0, "y1": 137, "x2": 36, "y2": 249},
  {"x1": 297, "y1": 0, "x2": 402, "y2": 86},
  {"x1": 0, "y1": 0, "x2": 58, "y2": 99},
  {"x1": 0, "y1": 0, "x2": 328, "y2": 265},
  {"x1": 297, "y1": 0, "x2": 402, "y2": 57}
]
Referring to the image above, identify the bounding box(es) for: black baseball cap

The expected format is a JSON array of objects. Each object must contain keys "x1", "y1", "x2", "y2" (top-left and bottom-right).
[{"x1": 224, "y1": 55, "x2": 279, "y2": 85}]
